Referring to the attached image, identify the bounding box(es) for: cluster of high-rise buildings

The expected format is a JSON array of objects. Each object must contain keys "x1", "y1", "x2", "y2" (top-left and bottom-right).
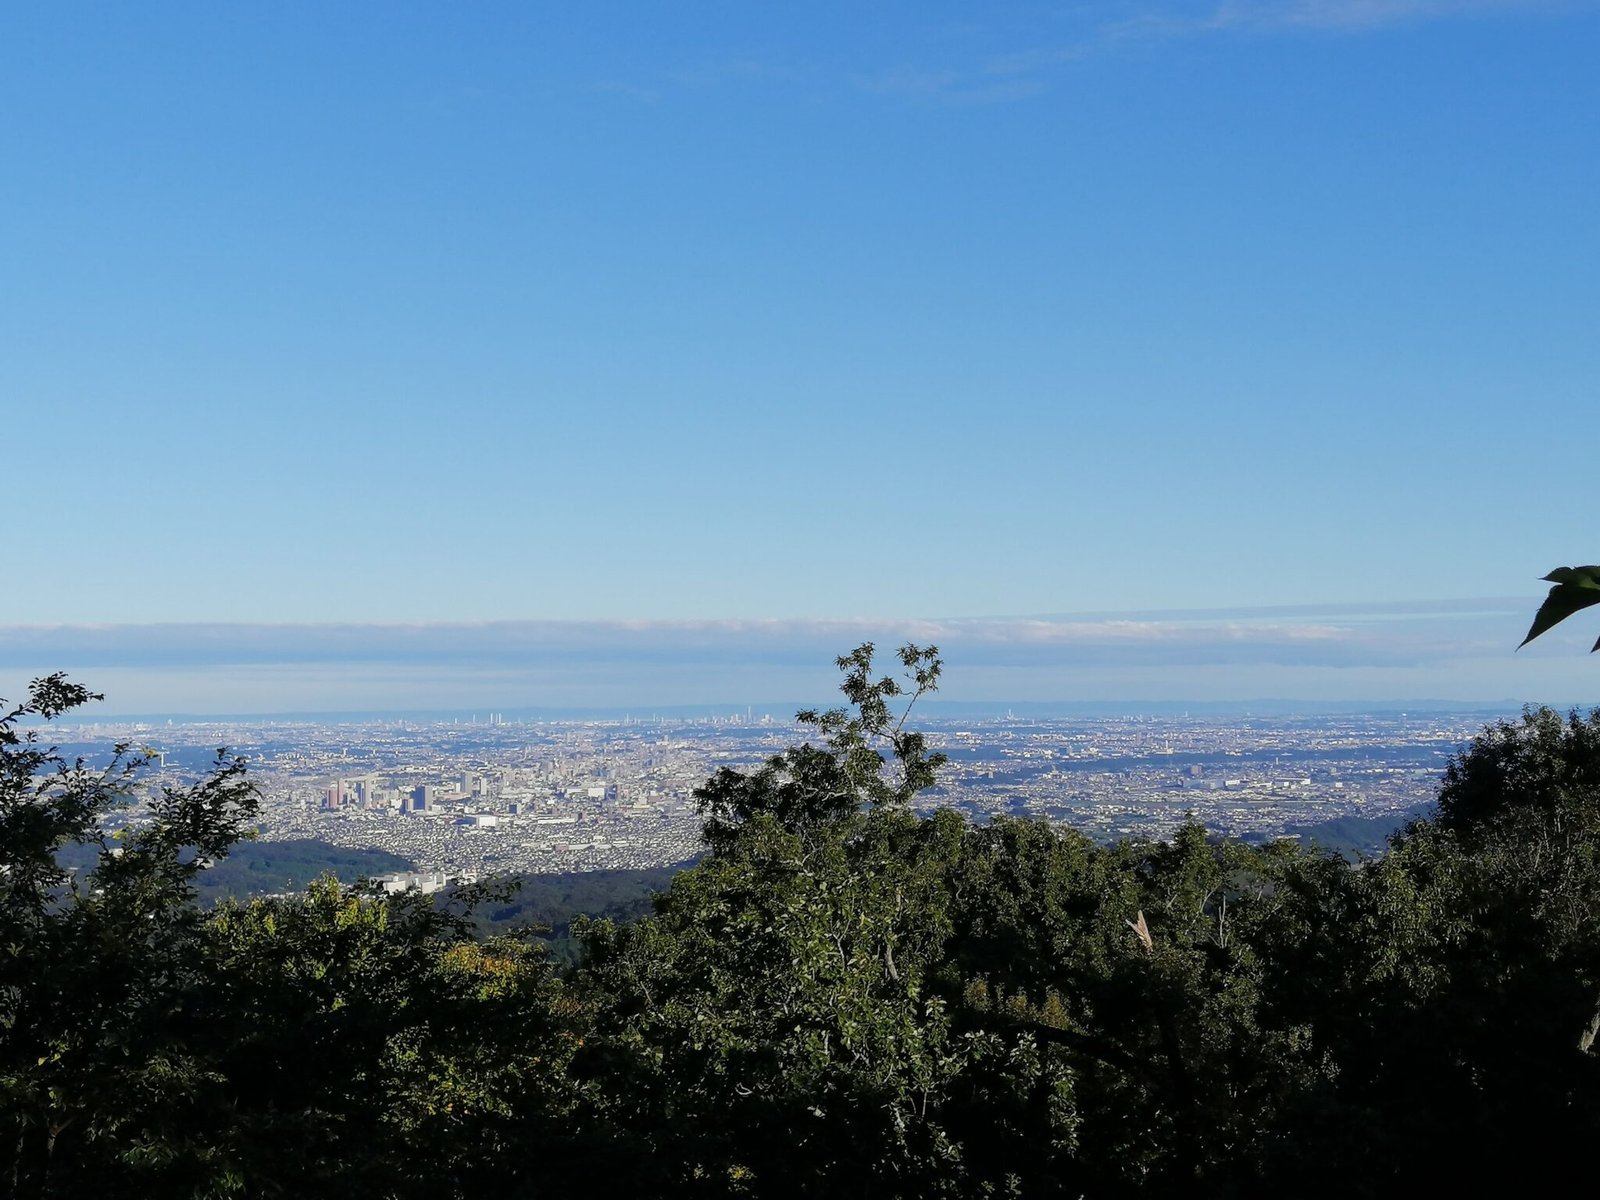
[{"x1": 321, "y1": 773, "x2": 495, "y2": 813}]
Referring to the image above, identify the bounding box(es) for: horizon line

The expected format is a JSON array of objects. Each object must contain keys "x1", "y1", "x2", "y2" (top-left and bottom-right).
[
  {"x1": 0, "y1": 596, "x2": 1535, "y2": 634},
  {"x1": 47, "y1": 696, "x2": 1566, "y2": 726}
]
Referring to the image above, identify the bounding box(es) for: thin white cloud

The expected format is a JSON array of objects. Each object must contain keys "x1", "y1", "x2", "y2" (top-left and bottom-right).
[
  {"x1": 1111, "y1": 0, "x2": 1579, "y2": 38},
  {"x1": 2, "y1": 600, "x2": 1587, "y2": 714},
  {"x1": 0, "y1": 600, "x2": 1539, "y2": 672},
  {"x1": 854, "y1": 0, "x2": 1592, "y2": 102},
  {"x1": 580, "y1": 1, "x2": 1588, "y2": 109}
]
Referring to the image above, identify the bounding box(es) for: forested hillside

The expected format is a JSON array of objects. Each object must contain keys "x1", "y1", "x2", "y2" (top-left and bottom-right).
[
  {"x1": 469, "y1": 863, "x2": 693, "y2": 960},
  {"x1": 6, "y1": 648, "x2": 1600, "y2": 1198},
  {"x1": 196, "y1": 839, "x2": 414, "y2": 901}
]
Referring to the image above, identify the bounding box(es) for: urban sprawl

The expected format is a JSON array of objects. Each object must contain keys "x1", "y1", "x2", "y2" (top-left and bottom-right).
[{"x1": 53, "y1": 707, "x2": 1505, "y2": 888}]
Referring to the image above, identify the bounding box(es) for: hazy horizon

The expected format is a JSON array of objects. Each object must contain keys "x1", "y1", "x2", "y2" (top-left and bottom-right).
[{"x1": 5, "y1": 597, "x2": 1596, "y2": 715}]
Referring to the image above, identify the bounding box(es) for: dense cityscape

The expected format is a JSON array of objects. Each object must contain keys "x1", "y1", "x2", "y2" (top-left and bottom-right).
[{"x1": 54, "y1": 706, "x2": 1505, "y2": 886}]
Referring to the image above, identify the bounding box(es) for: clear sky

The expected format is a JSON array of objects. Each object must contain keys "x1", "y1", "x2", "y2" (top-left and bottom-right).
[{"x1": 4, "y1": 2, "x2": 1599, "y2": 710}]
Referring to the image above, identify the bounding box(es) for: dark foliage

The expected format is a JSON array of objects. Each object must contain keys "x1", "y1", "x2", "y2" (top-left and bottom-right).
[
  {"x1": 1279, "y1": 811, "x2": 1417, "y2": 859},
  {"x1": 6, "y1": 658, "x2": 1600, "y2": 1198},
  {"x1": 195, "y1": 838, "x2": 414, "y2": 901},
  {"x1": 468, "y1": 863, "x2": 693, "y2": 960}
]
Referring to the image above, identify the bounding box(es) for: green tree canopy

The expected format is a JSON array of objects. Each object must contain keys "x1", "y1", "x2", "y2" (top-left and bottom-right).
[{"x1": 8, "y1": 656, "x2": 1600, "y2": 1197}]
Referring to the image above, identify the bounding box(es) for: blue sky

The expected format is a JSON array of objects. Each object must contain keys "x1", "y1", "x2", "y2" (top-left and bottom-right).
[{"x1": 4, "y1": 2, "x2": 1599, "y2": 710}]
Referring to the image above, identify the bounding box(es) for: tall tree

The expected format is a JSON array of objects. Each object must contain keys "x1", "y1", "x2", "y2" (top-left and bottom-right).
[{"x1": 0, "y1": 675, "x2": 257, "y2": 1197}]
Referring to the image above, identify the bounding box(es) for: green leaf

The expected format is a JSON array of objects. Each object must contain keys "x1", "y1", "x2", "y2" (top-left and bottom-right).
[
  {"x1": 1520, "y1": 565, "x2": 1600, "y2": 649},
  {"x1": 1543, "y1": 565, "x2": 1600, "y2": 587}
]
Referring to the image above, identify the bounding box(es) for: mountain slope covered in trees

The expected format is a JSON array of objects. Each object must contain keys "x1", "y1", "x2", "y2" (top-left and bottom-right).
[{"x1": 5, "y1": 649, "x2": 1600, "y2": 1198}]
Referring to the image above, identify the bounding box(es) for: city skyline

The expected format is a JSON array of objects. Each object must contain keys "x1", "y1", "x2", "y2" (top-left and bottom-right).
[{"x1": 51, "y1": 698, "x2": 1481, "y2": 878}]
